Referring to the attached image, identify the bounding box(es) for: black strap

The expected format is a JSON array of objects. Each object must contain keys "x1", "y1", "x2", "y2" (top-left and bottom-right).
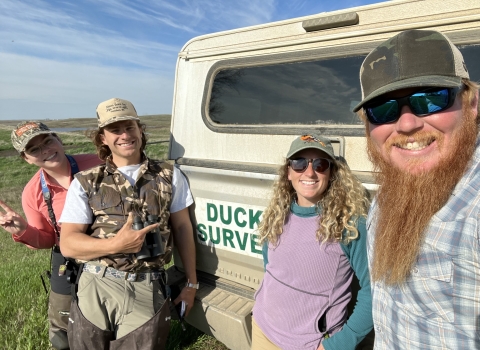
[
  {"x1": 71, "y1": 263, "x2": 84, "y2": 300},
  {"x1": 39, "y1": 155, "x2": 80, "y2": 293}
]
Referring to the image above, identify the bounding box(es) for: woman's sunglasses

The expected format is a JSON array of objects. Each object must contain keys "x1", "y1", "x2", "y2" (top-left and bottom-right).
[
  {"x1": 364, "y1": 86, "x2": 462, "y2": 125},
  {"x1": 289, "y1": 158, "x2": 332, "y2": 173}
]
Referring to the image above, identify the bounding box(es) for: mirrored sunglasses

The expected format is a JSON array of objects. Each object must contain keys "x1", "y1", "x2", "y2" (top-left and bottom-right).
[
  {"x1": 289, "y1": 158, "x2": 331, "y2": 173},
  {"x1": 364, "y1": 86, "x2": 462, "y2": 125}
]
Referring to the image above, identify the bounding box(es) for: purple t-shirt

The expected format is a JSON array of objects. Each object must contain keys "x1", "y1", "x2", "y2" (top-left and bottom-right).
[{"x1": 253, "y1": 212, "x2": 354, "y2": 350}]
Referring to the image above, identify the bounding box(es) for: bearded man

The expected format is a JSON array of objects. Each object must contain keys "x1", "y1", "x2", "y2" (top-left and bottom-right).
[{"x1": 353, "y1": 29, "x2": 480, "y2": 349}]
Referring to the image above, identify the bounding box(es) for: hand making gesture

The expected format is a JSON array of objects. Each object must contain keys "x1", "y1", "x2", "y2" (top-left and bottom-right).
[{"x1": 0, "y1": 200, "x2": 28, "y2": 236}]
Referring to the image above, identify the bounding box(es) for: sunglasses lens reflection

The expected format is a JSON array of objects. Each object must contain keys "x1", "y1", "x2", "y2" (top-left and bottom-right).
[
  {"x1": 313, "y1": 159, "x2": 330, "y2": 173},
  {"x1": 290, "y1": 159, "x2": 308, "y2": 172},
  {"x1": 290, "y1": 158, "x2": 330, "y2": 173},
  {"x1": 366, "y1": 88, "x2": 454, "y2": 125}
]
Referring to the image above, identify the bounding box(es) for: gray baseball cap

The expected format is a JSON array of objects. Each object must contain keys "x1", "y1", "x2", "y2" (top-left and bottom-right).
[
  {"x1": 286, "y1": 134, "x2": 336, "y2": 161},
  {"x1": 353, "y1": 29, "x2": 469, "y2": 112}
]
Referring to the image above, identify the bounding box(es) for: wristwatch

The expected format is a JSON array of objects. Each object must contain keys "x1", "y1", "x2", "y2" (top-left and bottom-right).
[{"x1": 185, "y1": 282, "x2": 200, "y2": 289}]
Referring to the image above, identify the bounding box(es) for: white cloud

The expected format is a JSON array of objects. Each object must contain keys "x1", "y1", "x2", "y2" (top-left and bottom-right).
[
  {"x1": 1, "y1": 0, "x2": 179, "y2": 70},
  {"x1": 0, "y1": 0, "x2": 85, "y2": 27},
  {"x1": 90, "y1": 0, "x2": 278, "y2": 33},
  {"x1": 0, "y1": 0, "x2": 385, "y2": 120},
  {"x1": 0, "y1": 53, "x2": 174, "y2": 120}
]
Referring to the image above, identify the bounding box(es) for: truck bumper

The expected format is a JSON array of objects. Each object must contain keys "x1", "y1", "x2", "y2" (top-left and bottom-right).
[{"x1": 167, "y1": 267, "x2": 254, "y2": 350}]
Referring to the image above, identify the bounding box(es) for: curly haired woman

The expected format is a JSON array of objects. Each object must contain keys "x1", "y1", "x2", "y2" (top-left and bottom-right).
[{"x1": 252, "y1": 134, "x2": 373, "y2": 350}]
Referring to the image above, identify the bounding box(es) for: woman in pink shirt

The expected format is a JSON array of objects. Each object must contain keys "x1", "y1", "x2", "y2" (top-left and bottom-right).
[{"x1": 0, "y1": 121, "x2": 102, "y2": 350}]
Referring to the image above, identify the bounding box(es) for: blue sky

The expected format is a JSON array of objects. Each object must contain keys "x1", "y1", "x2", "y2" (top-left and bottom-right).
[{"x1": 0, "y1": 0, "x2": 385, "y2": 120}]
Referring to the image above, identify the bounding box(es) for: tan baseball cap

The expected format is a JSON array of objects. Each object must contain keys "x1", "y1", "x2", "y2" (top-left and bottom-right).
[
  {"x1": 96, "y1": 98, "x2": 140, "y2": 128},
  {"x1": 11, "y1": 121, "x2": 54, "y2": 153}
]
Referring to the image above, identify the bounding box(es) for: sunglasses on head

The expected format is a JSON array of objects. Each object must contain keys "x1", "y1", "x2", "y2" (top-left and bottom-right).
[
  {"x1": 364, "y1": 86, "x2": 462, "y2": 125},
  {"x1": 289, "y1": 158, "x2": 332, "y2": 173}
]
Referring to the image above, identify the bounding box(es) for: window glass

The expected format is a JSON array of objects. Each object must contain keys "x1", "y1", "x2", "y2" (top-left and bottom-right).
[
  {"x1": 209, "y1": 55, "x2": 366, "y2": 125},
  {"x1": 208, "y1": 44, "x2": 480, "y2": 127},
  {"x1": 458, "y1": 45, "x2": 480, "y2": 83}
]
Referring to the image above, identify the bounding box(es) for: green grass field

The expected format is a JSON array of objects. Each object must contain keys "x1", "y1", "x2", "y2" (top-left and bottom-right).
[{"x1": 0, "y1": 117, "x2": 227, "y2": 350}]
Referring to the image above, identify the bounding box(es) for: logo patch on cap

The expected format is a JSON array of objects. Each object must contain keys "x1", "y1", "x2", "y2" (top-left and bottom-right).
[
  {"x1": 301, "y1": 135, "x2": 326, "y2": 147},
  {"x1": 105, "y1": 99, "x2": 129, "y2": 113},
  {"x1": 15, "y1": 122, "x2": 40, "y2": 137}
]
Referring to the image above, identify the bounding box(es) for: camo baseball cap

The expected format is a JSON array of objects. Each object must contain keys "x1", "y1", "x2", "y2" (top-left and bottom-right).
[
  {"x1": 286, "y1": 134, "x2": 336, "y2": 161},
  {"x1": 96, "y1": 98, "x2": 140, "y2": 128},
  {"x1": 353, "y1": 29, "x2": 469, "y2": 112},
  {"x1": 11, "y1": 121, "x2": 54, "y2": 153}
]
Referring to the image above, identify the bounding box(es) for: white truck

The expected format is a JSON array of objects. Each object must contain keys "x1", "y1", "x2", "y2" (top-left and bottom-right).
[{"x1": 166, "y1": 1, "x2": 480, "y2": 348}]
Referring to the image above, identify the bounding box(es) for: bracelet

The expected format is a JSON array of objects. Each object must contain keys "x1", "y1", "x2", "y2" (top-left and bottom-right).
[{"x1": 185, "y1": 282, "x2": 199, "y2": 289}]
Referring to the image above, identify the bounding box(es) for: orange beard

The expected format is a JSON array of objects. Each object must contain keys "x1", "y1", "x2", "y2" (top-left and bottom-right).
[{"x1": 367, "y1": 102, "x2": 478, "y2": 285}]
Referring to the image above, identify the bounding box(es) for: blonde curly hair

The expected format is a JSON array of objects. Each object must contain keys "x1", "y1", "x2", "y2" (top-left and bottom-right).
[{"x1": 259, "y1": 155, "x2": 369, "y2": 245}]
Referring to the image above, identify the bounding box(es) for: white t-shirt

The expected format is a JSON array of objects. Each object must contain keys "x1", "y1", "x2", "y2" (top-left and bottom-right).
[{"x1": 59, "y1": 165, "x2": 193, "y2": 224}]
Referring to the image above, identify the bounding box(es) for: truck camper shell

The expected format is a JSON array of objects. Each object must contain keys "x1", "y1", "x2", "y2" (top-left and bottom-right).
[{"x1": 167, "y1": 1, "x2": 480, "y2": 348}]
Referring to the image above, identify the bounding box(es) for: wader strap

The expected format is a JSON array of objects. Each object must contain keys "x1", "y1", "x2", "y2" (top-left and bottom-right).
[
  {"x1": 39, "y1": 155, "x2": 80, "y2": 294},
  {"x1": 40, "y1": 154, "x2": 79, "y2": 243},
  {"x1": 71, "y1": 263, "x2": 84, "y2": 300}
]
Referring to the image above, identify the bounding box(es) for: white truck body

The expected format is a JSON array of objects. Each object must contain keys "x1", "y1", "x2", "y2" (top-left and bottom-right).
[{"x1": 167, "y1": 1, "x2": 480, "y2": 348}]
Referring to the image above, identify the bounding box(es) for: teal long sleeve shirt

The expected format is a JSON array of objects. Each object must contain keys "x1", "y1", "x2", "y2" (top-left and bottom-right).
[{"x1": 261, "y1": 203, "x2": 373, "y2": 349}]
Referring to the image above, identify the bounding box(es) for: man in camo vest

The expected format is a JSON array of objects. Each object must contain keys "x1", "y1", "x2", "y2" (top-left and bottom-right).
[{"x1": 59, "y1": 98, "x2": 197, "y2": 349}]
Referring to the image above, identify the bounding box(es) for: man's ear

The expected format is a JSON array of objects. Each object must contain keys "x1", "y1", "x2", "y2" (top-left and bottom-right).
[
  {"x1": 100, "y1": 133, "x2": 107, "y2": 145},
  {"x1": 467, "y1": 89, "x2": 480, "y2": 122},
  {"x1": 472, "y1": 90, "x2": 479, "y2": 110}
]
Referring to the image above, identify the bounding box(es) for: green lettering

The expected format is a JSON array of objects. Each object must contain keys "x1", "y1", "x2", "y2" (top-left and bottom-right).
[
  {"x1": 197, "y1": 223, "x2": 207, "y2": 242},
  {"x1": 234, "y1": 207, "x2": 247, "y2": 228},
  {"x1": 220, "y1": 205, "x2": 232, "y2": 225},
  {"x1": 249, "y1": 209, "x2": 263, "y2": 229},
  {"x1": 250, "y1": 234, "x2": 262, "y2": 254},
  {"x1": 235, "y1": 231, "x2": 248, "y2": 251},
  {"x1": 207, "y1": 203, "x2": 217, "y2": 222},
  {"x1": 223, "y1": 229, "x2": 235, "y2": 248},
  {"x1": 209, "y1": 225, "x2": 221, "y2": 244}
]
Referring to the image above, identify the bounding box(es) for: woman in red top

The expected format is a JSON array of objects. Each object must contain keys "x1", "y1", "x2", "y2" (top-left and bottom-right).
[{"x1": 0, "y1": 121, "x2": 102, "y2": 350}]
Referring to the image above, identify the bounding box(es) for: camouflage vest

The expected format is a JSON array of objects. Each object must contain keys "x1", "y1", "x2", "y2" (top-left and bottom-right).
[{"x1": 75, "y1": 157, "x2": 174, "y2": 272}]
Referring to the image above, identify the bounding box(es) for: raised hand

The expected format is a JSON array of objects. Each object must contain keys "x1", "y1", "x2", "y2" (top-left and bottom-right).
[{"x1": 0, "y1": 200, "x2": 28, "y2": 236}]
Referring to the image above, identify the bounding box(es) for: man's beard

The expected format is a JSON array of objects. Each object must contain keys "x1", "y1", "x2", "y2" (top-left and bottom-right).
[{"x1": 367, "y1": 102, "x2": 478, "y2": 285}]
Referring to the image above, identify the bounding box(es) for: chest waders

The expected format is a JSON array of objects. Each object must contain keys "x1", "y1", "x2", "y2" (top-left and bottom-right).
[
  {"x1": 68, "y1": 272, "x2": 172, "y2": 350},
  {"x1": 67, "y1": 161, "x2": 174, "y2": 350},
  {"x1": 40, "y1": 155, "x2": 80, "y2": 350}
]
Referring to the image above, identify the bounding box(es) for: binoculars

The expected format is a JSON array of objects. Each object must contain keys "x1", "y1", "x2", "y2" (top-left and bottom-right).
[{"x1": 133, "y1": 215, "x2": 165, "y2": 260}]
